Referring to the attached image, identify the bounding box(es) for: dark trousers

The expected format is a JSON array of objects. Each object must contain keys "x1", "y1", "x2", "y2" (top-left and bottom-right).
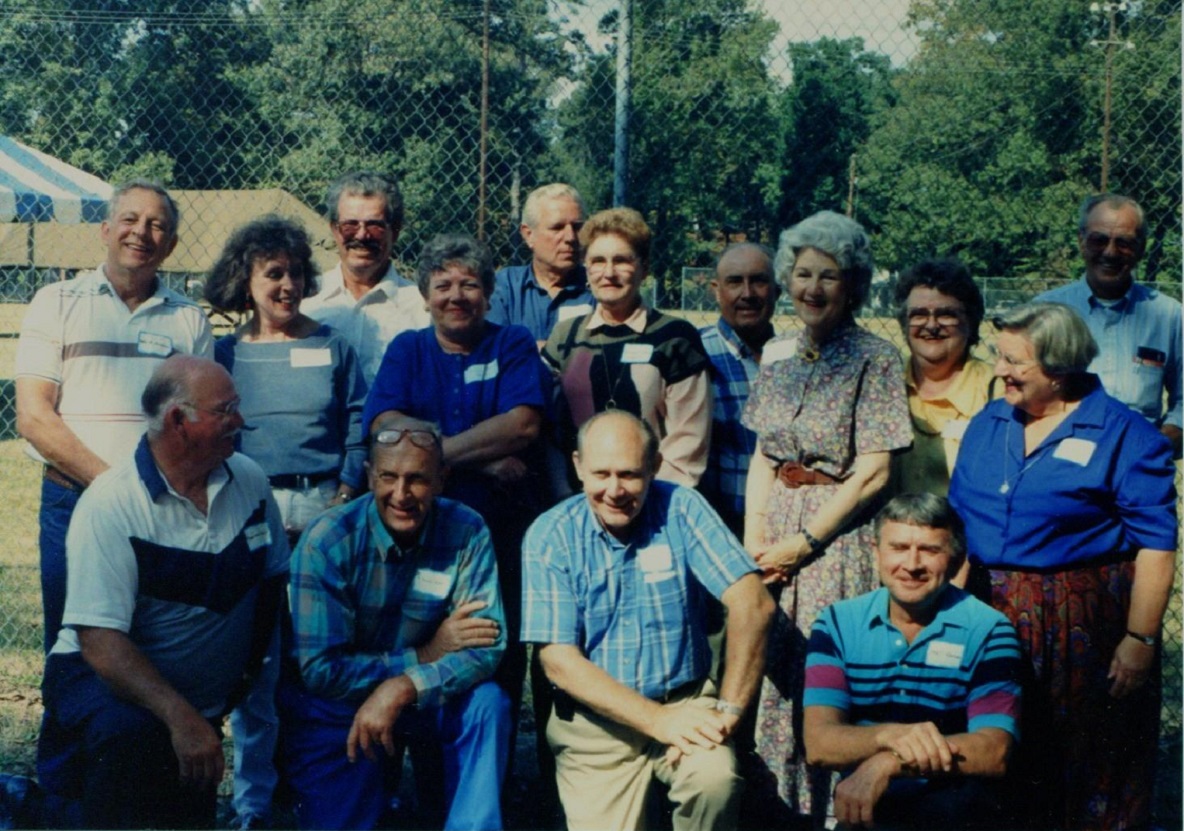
[
  {"x1": 38, "y1": 477, "x2": 81, "y2": 653},
  {"x1": 38, "y1": 653, "x2": 219, "y2": 830}
]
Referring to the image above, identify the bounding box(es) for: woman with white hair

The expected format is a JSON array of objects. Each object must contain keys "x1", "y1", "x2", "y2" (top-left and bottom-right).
[
  {"x1": 950, "y1": 302, "x2": 1176, "y2": 830},
  {"x1": 743, "y1": 210, "x2": 912, "y2": 825}
]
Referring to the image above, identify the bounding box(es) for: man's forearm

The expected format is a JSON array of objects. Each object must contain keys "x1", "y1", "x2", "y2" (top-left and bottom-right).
[
  {"x1": 538, "y1": 643, "x2": 664, "y2": 736},
  {"x1": 717, "y1": 573, "x2": 774, "y2": 710},
  {"x1": 16, "y1": 378, "x2": 109, "y2": 484},
  {"x1": 79, "y1": 627, "x2": 204, "y2": 727}
]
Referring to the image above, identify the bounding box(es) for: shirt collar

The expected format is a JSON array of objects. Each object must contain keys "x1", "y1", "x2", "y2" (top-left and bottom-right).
[
  {"x1": 527, "y1": 264, "x2": 590, "y2": 295},
  {"x1": 716, "y1": 317, "x2": 773, "y2": 360},
  {"x1": 904, "y1": 357, "x2": 991, "y2": 416},
  {"x1": 365, "y1": 495, "x2": 434, "y2": 562},
  {"x1": 864, "y1": 584, "x2": 968, "y2": 633},
  {"x1": 587, "y1": 304, "x2": 648, "y2": 333},
  {"x1": 324, "y1": 261, "x2": 412, "y2": 301},
  {"x1": 134, "y1": 434, "x2": 232, "y2": 502}
]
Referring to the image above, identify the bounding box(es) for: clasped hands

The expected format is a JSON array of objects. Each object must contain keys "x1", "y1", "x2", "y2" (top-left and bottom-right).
[{"x1": 651, "y1": 700, "x2": 740, "y2": 766}]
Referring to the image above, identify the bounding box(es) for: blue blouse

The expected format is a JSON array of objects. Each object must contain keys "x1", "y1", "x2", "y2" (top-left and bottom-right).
[{"x1": 949, "y1": 376, "x2": 1176, "y2": 570}]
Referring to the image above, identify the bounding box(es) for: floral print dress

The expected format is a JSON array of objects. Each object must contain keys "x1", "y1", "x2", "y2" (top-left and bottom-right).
[{"x1": 742, "y1": 321, "x2": 912, "y2": 823}]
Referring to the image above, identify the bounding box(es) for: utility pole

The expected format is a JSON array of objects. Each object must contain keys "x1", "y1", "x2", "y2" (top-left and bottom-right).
[
  {"x1": 613, "y1": 0, "x2": 632, "y2": 206},
  {"x1": 1089, "y1": 2, "x2": 1134, "y2": 191},
  {"x1": 846, "y1": 154, "x2": 857, "y2": 218},
  {"x1": 478, "y1": 0, "x2": 491, "y2": 240}
]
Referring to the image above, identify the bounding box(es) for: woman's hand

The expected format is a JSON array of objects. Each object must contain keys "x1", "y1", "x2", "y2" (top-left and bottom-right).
[
  {"x1": 1107, "y1": 635, "x2": 1156, "y2": 699},
  {"x1": 751, "y1": 533, "x2": 813, "y2": 585}
]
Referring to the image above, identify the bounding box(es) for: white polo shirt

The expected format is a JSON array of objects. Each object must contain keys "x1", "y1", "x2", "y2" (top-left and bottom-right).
[
  {"x1": 53, "y1": 440, "x2": 290, "y2": 718},
  {"x1": 301, "y1": 261, "x2": 429, "y2": 384},
  {"x1": 16, "y1": 265, "x2": 213, "y2": 466}
]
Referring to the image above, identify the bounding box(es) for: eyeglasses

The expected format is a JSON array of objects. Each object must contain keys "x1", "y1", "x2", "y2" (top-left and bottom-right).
[
  {"x1": 374, "y1": 429, "x2": 442, "y2": 451},
  {"x1": 183, "y1": 398, "x2": 242, "y2": 418},
  {"x1": 586, "y1": 254, "x2": 639, "y2": 277},
  {"x1": 1082, "y1": 231, "x2": 1139, "y2": 257},
  {"x1": 906, "y1": 307, "x2": 964, "y2": 328},
  {"x1": 988, "y1": 346, "x2": 1037, "y2": 371},
  {"x1": 335, "y1": 219, "x2": 391, "y2": 238}
]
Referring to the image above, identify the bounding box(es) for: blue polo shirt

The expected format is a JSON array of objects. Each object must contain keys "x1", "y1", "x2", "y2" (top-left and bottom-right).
[
  {"x1": 361, "y1": 322, "x2": 550, "y2": 514},
  {"x1": 487, "y1": 264, "x2": 595, "y2": 343},
  {"x1": 949, "y1": 377, "x2": 1177, "y2": 571},
  {"x1": 804, "y1": 586, "x2": 1021, "y2": 739},
  {"x1": 521, "y1": 480, "x2": 758, "y2": 699}
]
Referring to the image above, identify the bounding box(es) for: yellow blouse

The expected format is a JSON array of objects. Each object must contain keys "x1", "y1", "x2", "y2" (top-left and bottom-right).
[{"x1": 895, "y1": 356, "x2": 996, "y2": 497}]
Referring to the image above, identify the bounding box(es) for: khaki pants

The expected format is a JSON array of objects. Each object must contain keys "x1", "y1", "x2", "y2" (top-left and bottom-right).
[{"x1": 546, "y1": 680, "x2": 742, "y2": 831}]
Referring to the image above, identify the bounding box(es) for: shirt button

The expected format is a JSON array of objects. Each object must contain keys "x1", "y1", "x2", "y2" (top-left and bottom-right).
[{"x1": 895, "y1": 639, "x2": 904, "y2": 647}]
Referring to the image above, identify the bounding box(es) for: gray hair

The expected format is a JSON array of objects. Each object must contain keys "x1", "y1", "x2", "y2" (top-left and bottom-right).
[
  {"x1": 1078, "y1": 193, "x2": 1146, "y2": 250},
  {"x1": 108, "y1": 179, "x2": 180, "y2": 238},
  {"x1": 415, "y1": 233, "x2": 495, "y2": 298},
  {"x1": 993, "y1": 302, "x2": 1098, "y2": 379},
  {"x1": 774, "y1": 211, "x2": 874, "y2": 312},
  {"x1": 522, "y1": 183, "x2": 585, "y2": 228},
  {"x1": 874, "y1": 493, "x2": 967, "y2": 561},
  {"x1": 576, "y1": 410, "x2": 659, "y2": 475},
  {"x1": 369, "y1": 413, "x2": 445, "y2": 466},
  {"x1": 141, "y1": 357, "x2": 200, "y2": 437},
  {"x1": 325, "y1": 171, "x2": 405, "y2": 228}
]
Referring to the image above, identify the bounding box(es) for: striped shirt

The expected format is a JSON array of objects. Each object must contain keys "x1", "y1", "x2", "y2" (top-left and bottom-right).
[
  {"x1": 16, "y1": 265, "x2": 213, "y2": 466},
  {"x1": 521, "y1": 480, "x2": 758, "y2": 699},
  {"x1": 288, "y1": 494, "x2": 505, "y2": 710},
  {"x1": 804, "y1": 586, "x2": 1021, "y2": 739},
  {"x1": 697, "y1": 319, "x2": 768, "y2": 533}
]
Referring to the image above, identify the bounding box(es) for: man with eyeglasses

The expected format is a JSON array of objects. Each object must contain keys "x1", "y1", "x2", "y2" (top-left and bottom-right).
[
  {"x1": 27, "y1": 356, "x2": 289, "y2": 829},
  {"x1": 278, "y1": 414, "x2": 511, "y2": 830},
  {"x1": 301, "y1": 171, "x2": 429, "y2": 384},
  {"x1": 1035, "y1": 193, "x2": 1181, "y2": 455},
  {"x1": 15, "y1": 179, "x2": 214, "y2": 654}
]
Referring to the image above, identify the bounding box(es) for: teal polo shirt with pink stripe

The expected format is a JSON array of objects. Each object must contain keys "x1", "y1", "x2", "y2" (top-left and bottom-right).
[{"x1": 804, "y1": 586, "x2": 1021, "y2": 739}]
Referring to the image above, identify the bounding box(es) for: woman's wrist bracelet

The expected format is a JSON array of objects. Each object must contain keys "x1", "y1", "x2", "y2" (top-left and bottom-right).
[
  {"x1": 802, "y1": 528, "x2": 825, "y2": 554},
  {"x1": 1126, "y1": 630, "x2": 1158, "y2": 647}
]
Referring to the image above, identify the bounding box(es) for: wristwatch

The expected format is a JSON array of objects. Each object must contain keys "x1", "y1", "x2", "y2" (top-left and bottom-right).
[
  {"x1": 714, "y1": 698, "x2": 745, "y2": 718},
  {"x1": 1126, "y1": 630, "x2": 1158, "y2": 647}
]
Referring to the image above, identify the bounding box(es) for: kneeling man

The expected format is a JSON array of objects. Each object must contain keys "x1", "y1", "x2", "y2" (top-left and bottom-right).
[
  {"x1": 522, "y1": 410, "x2": 774, "y2": 831},
  {"x1": 803, "y1": 493, "x2": 1022, "y2": 829},
  {"x1": 279, "y1": 415, "x2": 510, "y2": 830}
]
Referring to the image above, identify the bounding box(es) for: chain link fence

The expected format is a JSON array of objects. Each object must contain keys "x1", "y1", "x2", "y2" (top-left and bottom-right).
[{"x1": 0, "y1": 0, "x2": 1179, "y2": 821}]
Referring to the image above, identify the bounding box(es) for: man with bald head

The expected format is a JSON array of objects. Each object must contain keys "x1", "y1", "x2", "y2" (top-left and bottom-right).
[
  {"x1": 34, "y1": 356, "x2": 288, "y2": 829},
  {"x1": 698, "y1": 242, "x2": 779, "y2": 535},
  {"x1": 279, "y1": 414, "x2": 511, "y2": 830},
  {"x1": 522, "y1": 411, "x2": 774, "y2": 831},
  {"x1": 1036, "y1": 194, "x2": 1181, "y2": 454}
]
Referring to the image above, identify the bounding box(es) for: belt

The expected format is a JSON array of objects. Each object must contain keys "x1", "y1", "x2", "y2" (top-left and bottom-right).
[
  {"x1": 44, "y1": 466, "x2": 85, "y2": 493},
  {"x1": 777, "y1": 462, "x2": 843, "y2": 489},
  {"x1": 267, "y1": 472, "x2": 337, "y2": 490},
  {"x1": 553, "y1": 677, "x2": 704, "y2": 722}
]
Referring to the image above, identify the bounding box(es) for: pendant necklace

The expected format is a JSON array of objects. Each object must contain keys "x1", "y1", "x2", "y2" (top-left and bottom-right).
[{"x1": 999, "y1": 419, "x2": 1051, "y2": 494}]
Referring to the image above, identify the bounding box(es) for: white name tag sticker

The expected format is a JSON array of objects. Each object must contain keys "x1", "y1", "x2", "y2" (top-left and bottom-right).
[
  {"x1": 137, "y1": 332, "x2": 173, "y2": 357},
  {"x1": 464, "y1": 360, "x2": 500, "y2": 384},
  {"x1": 644, "y1": 570, "x2": 677, "y2": 584},
  {"x1": 637, "y1": 544, "x2": 673, "y2": 573},
  {"x1": 290, "y1": 348, "x2": 332, "y2": 368},
  {"x1": 621, "y1": 343, "x2": 653, "y2": 364},
  {"x1": 1053, "y1": 438, "x2": 1096, "y2": 467},
  {"x1": 926, "y1": 640, "x2": 965, "y2": 668},
  {"x1": 559, "y1": 303, "x2": 593, "y2": 321},
  {"x1": 245, "y1": 522, "x2": 272, "y2": 551},
  {"x1": 761, "y1": 338, "x2": 796, "y2": 365},
  {"x1": 940, "y1": 419, "x2": 969, "y2": 441},
  {"x1": 411, "y1": 569, "x2": 452, "y2": 598}
]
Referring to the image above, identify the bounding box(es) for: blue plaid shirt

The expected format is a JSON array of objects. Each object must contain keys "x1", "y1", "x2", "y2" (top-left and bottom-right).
[
  {"x1": 521, "y1": 481, "x2": 758, "y2": 699},
  {"x1": 698, "y1": 319, "x2": 769, "y2": 533},
  {"x1": 288, "y1": 494, "x2": 505, "y2": 709}
]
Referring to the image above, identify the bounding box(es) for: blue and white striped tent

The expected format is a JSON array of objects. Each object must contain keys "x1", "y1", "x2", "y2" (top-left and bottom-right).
[{"x1": 0, "y1": 135, "x2": 111, "y2": 224}]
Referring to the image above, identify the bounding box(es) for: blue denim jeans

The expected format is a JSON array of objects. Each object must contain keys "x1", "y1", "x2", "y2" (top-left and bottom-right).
[{"x1": 39, "y1": 476, "x2": 81, "y2": 653}]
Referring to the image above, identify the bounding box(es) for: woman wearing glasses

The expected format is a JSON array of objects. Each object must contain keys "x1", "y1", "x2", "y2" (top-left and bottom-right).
[
  {"x1": 205, "y1": 215, "x2": 367, "y2": 543},
  {"x1": 541, "y1": 207, "x2": 712, "y2": 488},
  {"x1": 949, "y1": 302, "x2": 1176, "y2": 830},
  {"x1": 892, "y1": 258, "x2": 994, "y2": 496}
]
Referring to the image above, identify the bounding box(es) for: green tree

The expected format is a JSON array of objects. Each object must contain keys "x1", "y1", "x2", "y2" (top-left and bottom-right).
[
  {"x1": 857, "y1": 0, "x2": 1180, "y2": 289},
  {"x1": 549, "y1": 0, "x2": 781, "y2": 299}
]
